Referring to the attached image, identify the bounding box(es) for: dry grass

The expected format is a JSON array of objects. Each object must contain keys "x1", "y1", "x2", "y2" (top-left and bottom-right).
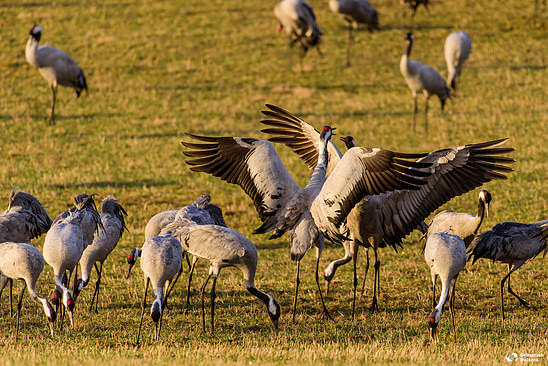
[{"x1": 0, "y1": 0, "x2": 547, "y2": 364}]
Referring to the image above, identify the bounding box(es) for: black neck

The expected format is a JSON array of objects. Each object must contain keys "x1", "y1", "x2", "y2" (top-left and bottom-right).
[
  {"x1": 247, "y1": 286, "x2": 269, "y2": 306},
  {"x1": 406, "y1": 39, "x2": 413, "y2": 57},
  {"x1": 475, "y1": 200, "x2": 486, "y2": 233}
]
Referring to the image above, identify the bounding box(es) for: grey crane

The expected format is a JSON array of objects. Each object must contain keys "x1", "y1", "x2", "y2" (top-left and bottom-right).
[
  {"x1": 259, "y1": 115, "x2": 514, "y2": 317},
  {"x1": 468, "y1": 220, "x2": 548, "y2": 320},
  {"x1": 400, "y1": 0, "x2": 429, "y2": 17},
  {"x1": 424, "y1": 232, "x2": 466, "y2": 340},
  {"x1": 25, "y1": 25, "x2": 87, "y2": 125},
  {"x1": 0, "y1": 242, "x2": 56, "y2": 339},
  {"x1": 329, "y1": 0, "x2": 379, "y2": 66},
  {"x1": 134, "y1": 234, "x2": 183, "y2": 344},
  {"x1": 43, "y1": 194, "x2": 101, "y2": 328},
  {"x1": 444, "y1": 31, "x2": 472, "y2": 91},
  {"x1": 144, "y1": 194, "x2": 226, "y2": 240},
  {"x1": 274, "y1": 0, "x2": 323, "y2": 70},
  {"x1": 427, "y1": 190, "x2": 491, "y2": 247},
  {"x1": 401, "y1": 32, "x2": 450, "y2": 131},
  {"x1": 183, "y1": 104, "x2": 432, "y2": 321},
  {"x1": 73, "y1": 197, "x2": 127, "y2": 312},
  {"x1": 165, "y1": 218, "x2": 281, "y2": 334},
  {"x1": 0, "y1": 188, "x2": 52, "y2": 244}
]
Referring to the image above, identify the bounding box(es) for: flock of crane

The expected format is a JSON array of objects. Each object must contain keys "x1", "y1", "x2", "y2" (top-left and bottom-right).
[{"x1": 4, "y1": 0, "x2": 546, "y2": 345}]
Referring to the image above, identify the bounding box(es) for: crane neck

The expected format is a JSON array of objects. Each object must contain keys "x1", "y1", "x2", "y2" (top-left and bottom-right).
[
  {"x1": 474, "y1": 199, "x2": 487, "y2": 234},
  {"x1": 405, "y1": 38, "x2": 413, "y2": 57},
  {"x1": 25, "y1": 38, "x2": 39, "y2": 68}
]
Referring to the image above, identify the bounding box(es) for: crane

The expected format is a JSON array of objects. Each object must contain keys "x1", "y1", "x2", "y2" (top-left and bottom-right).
[
  {"x1": 25, "y1": 25, "x2": 87, "y2": 125},
  {"x1": 468, "y1": 220, "x2": 548, "y2": 320},
  {"x1": 0, "y1": 242, "x2": 57, "y2": 339},
  {"x1": 183, "y1": 104, "x2": 432, "y2": 321},
  {"x1": 401, "y1": 32, "x2": 450, "y2": 131},
  {"x1": 444, "y1": 31, "x2": 472, "y2": 91}
]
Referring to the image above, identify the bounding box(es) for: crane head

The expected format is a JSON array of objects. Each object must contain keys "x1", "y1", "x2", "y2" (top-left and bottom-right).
[
  {"x1": 427, "y1": 308, "x2": 441, "y2": 340},
  {"x1": 339, "y1": 136, "x2": 356, "y2": 150},
  {"x1": 266, "y1": 296, "x2": 281, "y2": 335},
  {"x1": 319, "y1": 126, "x2": 335, "y2": 141},
  {"x1": 29, "y1": 25, "x2": 42, "y2": 41},
  {"x1": 404, "y1": 32, "x2": 414, "y2": 41},
  {"x1": 126, "y1": 247, "x2": 141, "y2": 279},
  {"x1": 479, "y1": 190, "x2": 491, "y2": 217}
]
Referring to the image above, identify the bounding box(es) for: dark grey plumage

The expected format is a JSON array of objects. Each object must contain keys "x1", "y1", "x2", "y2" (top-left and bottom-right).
[{"x1": 468, "y1": 220, "x2": 548, "y2": 319}]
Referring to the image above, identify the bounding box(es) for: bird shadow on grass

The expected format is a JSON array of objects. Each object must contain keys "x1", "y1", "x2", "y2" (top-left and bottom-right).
[{"x1": 45, "y1": 179, "x2": 180, "y2": 190}]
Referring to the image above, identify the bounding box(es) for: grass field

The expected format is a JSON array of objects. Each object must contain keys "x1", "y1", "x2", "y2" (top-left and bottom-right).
[{"x1": 0, "y1": 0, "x2": 547, "y2": 364}]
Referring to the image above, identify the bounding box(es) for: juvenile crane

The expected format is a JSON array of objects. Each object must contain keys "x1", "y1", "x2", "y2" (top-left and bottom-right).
[
  {"x1": 183, "y1": 104, "x2": 432, "y2": 321},
  {"x1": 275, "y1": 0, "x2": 323, "y2": 70},
  {"x1": 134, "y1": 234, "x2": 183, "y2": 344},
  {"x1": 165, "y1": 218, "x2": 281, "y2": 334},
  {"x1": 0, "y1": 242, "x2": 57, "y2": 339},
  {"x1": 444, "y1": 31, "x2": 472, "y2": 91},
  {"x1": 43, "y1": 194, "x2": 101, "y2": 327},
  {"x1": 25, "y1": 25, "x2": 88, "y2": 125},
  {"x1": 424, "y1": 232, "x2": 466, "y2": 340},
  {"x1": 427, "y1": 190, "x2": 491, "y2": 246},
  {"x1": 329, "y1": 0, "x2": 379, "y2": 66},
  {"x1": 468, "y1": 220, "x2": 548, "y2": 320},
  {"x1": 0, "y1": 188, "x2": 52, "y2": 243},
  {"x1": 259, "y1": 115, "x2": 513, "y2": 317},
  {"x1": 74, "y1": 197, "x2": 128, "y2": 312},
  {"x1": 401, "y1": 32, "x2": 450, "y2": 131}
]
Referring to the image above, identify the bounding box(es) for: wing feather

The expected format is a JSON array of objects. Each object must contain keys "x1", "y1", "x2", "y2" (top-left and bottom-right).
[{"x1": 182, "y1": 134, "x2": 300, "y2": 234}]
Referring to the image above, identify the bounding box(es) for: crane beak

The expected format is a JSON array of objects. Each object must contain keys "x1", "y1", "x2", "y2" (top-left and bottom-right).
[
  {"x1": 272, "y1": 319, "x2": 279, "y2": 335},
  {"x1": 48, "y1": 320, "x2": 55, "y2": 337},
  {"x1": 126, "y1": 264, "x2": 134, "y2": 279},
  {"x1": 429, "y1": 324, "x2": 437, "y2": 341},
  {"x1": 325, "y1": 279, "x2": 331, "y2": 296},
  {"x1": 67, "y1": 309, "x2": 74, "y2": 328},
  {"x1": 486, "y1": 202, "x2": 489, "y2": 217}
]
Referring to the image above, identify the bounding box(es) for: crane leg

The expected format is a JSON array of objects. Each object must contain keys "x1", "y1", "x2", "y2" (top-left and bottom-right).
[
  {"x1": 351, "y1": 247, "x2": 358, "y2": 320},
  {"x1": 136, "y1": 278, "x2": 149, "y2": 345},
  {"x1": 9, "y1": 278, "x2": 14, "y2": 317},
  {"x1": 210, "y1": 275, "x2": 218, "y2": 334},
  {"x1": 200, "y1": 273, "x2": 212, "y2": 333},
  {"x1": 360, "y1": 248, "x2": 370, "y2": 299},
  {"x1": 15, "y1": 281, "x2": 27, "y2": 340},
  {"x1": 184, "y1": 252, "x2": 191, "y2": 273},
  {"x1": 424, "y1": 97, "x2": 429, "y2": 132},
  {"x1": 432, "y1": 275, "x2": 437, "y2": 309},
  {"x1": 89, "y1": 263, "x2": 103, "y2": 313},
  {"x1": 49, "y1": 85, "x2": 56, "y2": 125},
  {"x1": 506, "y1": 264, "x2": 529, "y2": 308},
  {"x1": 292, "y1": 261, "x2": 301, "y2": 323},
  {"x1": 314, "y1": 246, "x2": 333, "y2": 321},
  {"x1": 346, "y1": 24, "x2": 352, "y2": 67},
  {"x1": 449, "y1": 278, "x2": 457, "y2": 333},
  {"x1": 185, "y1": 257, "x2": 198, "y2": 314},
  {"x1": 412, "y1": 96, "x2": 418, "y2": 131},
  {"x1": 164, "y1": 265, "x2": 183, "y2": 312},
  {"x1": 370, "y1": 250, "x2": 380, "y2": 313}
]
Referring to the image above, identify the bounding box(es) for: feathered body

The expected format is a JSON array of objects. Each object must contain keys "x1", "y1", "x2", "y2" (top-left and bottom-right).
[
  {"x1": 145, "y1": 210, "x2": 178, "y2": 239},
  {"x1": 468, "y1": 220, "x2": 548, "y2": 319},
  {"x1": 0, "y1": 189, "x2": 52, "y2": 243},
  {"x1": 424, "y1": 232, "x2": 466, "y2": 339},
  {"x1": 329, "y1": 0, "x2": 379, "y2": 30},
  {"x1": 25, "y1": 24, "x2": 87, "y2": 124},
  {"x1": 0, "y1": 242, "x2": 56, "y2": 337},
  {"x1": 444, "y1": 31, "x2": 472, "y2": 90},
  {"x1": 75, "y1": 197, "x2": 127, "y2": 310}
]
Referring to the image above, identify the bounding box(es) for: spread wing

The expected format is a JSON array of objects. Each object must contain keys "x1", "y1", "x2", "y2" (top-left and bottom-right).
[
  {"x1": 378, "y1": 138, "x2": 515, "y2": 246},
  {"x1": 260, "y1": 104, "x2": 343, "y2": 178},
  {"x1": 312, "y1": 146, "x2": 431, "y2": 241},
  {"x1": 182, "y1": 134, "x2": 300, "y2": 234}
]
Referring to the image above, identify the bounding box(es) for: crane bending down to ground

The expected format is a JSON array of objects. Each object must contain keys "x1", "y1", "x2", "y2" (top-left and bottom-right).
[
  {"x1": 274, "y1": 0, "x2": 323, "y2": 70},
  {"x1": 164, "y1": 218, "x2": 281, "y2": 334},
  {"x1": 0, "y1": 188, "x2": 52, "y2": 243},
  {"x1": 74, "y1": 197, "x2": 128, "y2": 312},
  {"x1": 134, "y1": 234, "x2": 183, "y2": 344},
  {"x1": 424, "y1": 232, "x2": 466, "y2": 340},
  {"x1": 444, "y1": 31, "x2": 472, "y2": 91},
  {"x1": 468, "y1": 220, "x2": 548, "y2": 320},
  {"x1": 25, "y1": 25, "x2": 87, "y2": 125},
  {"x1": 401, "y1": 32, "x2": 450, "y2": 131},
  {"x1": 182, "y1": 104, "x2": 432, "y2": 321},
  {"x1": 43, "y1": 194, "x2": 102, "y2": 328},
  {"x1": 427, "y1": 190, "x2": 491, "y2": 247},
  {"x1": 259, "y1": 113, "x2": 514, "y2": 317},
  {"x1": 0, "y1": 242, "x2": 57, "y2": 339},
  {"x1": 329, "y1": 0, "x2": 379, "y2": 66}
]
